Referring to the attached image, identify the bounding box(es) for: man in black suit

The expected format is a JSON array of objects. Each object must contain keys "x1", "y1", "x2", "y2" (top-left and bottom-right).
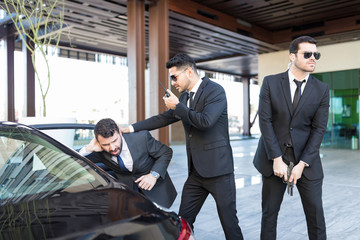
[
  {"x1": 123, "y1": 53, "x2": 243, "y2": 239},
  {"x1": 79, "y1": 118, "x2": 177, "y2": 208},
  {"x1": 253, "y1": 36, "x2": 329, "y2": 240}
]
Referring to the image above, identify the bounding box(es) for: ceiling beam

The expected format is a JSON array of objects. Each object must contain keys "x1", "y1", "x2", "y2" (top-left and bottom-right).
[
  {"x1": 169, "y1": 0, "x2": 360, "y2": 45},
  {"x1": 168, "y1": 0, "x2": 272, "y2": 43},
  {"x1": 272, "y1": 15, "x2": 360, "y2": 44}
]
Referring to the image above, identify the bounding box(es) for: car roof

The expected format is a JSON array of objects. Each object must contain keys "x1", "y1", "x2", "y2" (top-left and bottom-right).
[{"x1": 29, "y1": 123, "x2": 95, "y2": 130}]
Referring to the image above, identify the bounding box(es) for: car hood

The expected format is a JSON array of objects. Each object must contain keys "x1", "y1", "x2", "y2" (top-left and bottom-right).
[{"x1": 0, "y1": 183, "x2": 180, "y2": 240}]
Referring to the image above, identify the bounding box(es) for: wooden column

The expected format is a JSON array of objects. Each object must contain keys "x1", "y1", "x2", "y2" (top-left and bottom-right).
[
  {"x1": 127, "y1": 0, "x2": 145, "y2": 122},
  {"x1": 242, "y1": 77, "x2": 250, "y2": 136},
  {"x1": 149, "y1": 0, "x2": 169, "y2": 145},
  {"x1": 6, "y1": 34, "x2": 15, "y2": 122},
  {"x1": 25, "y1": 37, "x2": 35, "y2": 117}
]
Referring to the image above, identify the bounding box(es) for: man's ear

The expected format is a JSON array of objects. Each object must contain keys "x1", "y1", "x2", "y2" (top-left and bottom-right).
[
  {"x1": 289, "y1": 53, "x2": 296, "y2": 62},
  {"x1": 187, "y1": 67, "x2": 193, "y2": 78}
]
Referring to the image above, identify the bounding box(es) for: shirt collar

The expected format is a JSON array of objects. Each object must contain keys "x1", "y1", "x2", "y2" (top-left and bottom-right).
[
  {"x1": 188, "y1": 78, "x2": 202, "y2": 94},
  {"x1": 288, "y1": 70, "x2": 309, "y2": 83}
]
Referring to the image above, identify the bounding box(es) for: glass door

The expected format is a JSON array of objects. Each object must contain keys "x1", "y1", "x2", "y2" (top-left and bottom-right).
[{"x1": 313, "y1": 69, "x2": 359, "y2": 150}]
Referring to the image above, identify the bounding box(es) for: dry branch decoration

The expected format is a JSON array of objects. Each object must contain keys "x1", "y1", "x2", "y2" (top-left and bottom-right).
[{"x1": 1, "y1": 0, "x2": 66, "y2": 116}]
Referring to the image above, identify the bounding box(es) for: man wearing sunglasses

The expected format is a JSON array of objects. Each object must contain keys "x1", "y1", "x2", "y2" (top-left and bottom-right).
[
  {"x1": 253, "y1": 36, "x2": 329, "y2": 239},
  {"x1": 123, "y1": 53, "x2": 244, "y2": 239}
]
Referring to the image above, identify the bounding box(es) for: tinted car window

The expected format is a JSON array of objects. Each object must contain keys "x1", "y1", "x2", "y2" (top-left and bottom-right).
[{"x1": 0, "y1": 125, "x2": 107, "y2": 205}]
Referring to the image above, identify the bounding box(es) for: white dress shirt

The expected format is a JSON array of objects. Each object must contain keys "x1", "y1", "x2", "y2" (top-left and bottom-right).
[{"x1": 288, "y1": 70, "x2": 309, "y2": 103}]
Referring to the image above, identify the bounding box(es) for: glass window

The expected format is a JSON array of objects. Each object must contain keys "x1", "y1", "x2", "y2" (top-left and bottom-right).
[
  {"x1": 313, "y1": 69, "x2": 359, "y2": 149},
  {"x1": 0, "y1": 124, "x2": 108, "y2": 205}
]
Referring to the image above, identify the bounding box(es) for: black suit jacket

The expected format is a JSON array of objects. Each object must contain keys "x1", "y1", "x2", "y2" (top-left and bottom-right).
[
  {"x1": 253, "y1": 71, "x2": 330, "y2": 180},
  {"x1": 133, "y1": 76, "x2": 234, "y2": 178},
  {"x1": 86, "y1": 131, "x2": 177, "y2": 208}
]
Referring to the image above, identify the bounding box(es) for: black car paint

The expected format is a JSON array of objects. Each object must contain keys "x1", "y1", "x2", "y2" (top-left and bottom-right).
[
  {"x1": 0, "y1": 122, "x2": 188, "y2": 240},
  {"x1": 0, "y1": 183, "x2": 181, "y2": 239}
]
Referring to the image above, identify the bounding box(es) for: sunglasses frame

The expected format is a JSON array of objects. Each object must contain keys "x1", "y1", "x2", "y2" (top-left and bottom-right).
[
  {"x1": 297, "y1": 51, "x2": 321, "y2": 60},
  {"x1": 169, "y1": 67, "x2": 189, "y2": 82}
]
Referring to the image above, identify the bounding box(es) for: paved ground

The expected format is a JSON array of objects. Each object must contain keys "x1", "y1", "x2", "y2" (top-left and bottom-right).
[{"x1": 166, "y1": 137, "x2": 360, "y2": 240}]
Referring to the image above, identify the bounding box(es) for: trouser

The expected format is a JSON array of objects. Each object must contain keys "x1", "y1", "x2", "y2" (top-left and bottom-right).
[
  {"x1": 178, "y1": 170, "x2": 244, "y2": 240},
  {"x1": 260, "y1": 147, "x2": 326, "y2": 240}
]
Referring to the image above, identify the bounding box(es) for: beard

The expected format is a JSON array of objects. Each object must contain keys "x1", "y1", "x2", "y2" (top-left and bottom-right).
[
  {"x1": 109, "y1": 138, "x2": 123, "y2": 156},
  {"x1": 293, "y1": 60, "x2": 316, "y2": 73},
  {"x1": 109, "y1": 146, "x2": 121, "y2": 156}
]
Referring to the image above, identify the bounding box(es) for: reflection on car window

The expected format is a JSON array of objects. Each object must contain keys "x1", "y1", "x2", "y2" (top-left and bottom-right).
[
  {"x1": 0, "y1": 125, "x2": 108, "y2": 205},
  {"x1": 74, "y1": 128, "x2": 94, "y2": 149}
]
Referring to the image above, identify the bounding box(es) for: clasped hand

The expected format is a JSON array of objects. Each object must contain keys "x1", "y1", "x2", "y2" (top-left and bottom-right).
[{"x1": 273, "y1": 157, "x2": 305, "y2": 185}]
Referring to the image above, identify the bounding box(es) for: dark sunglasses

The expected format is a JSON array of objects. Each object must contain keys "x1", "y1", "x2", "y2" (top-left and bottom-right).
[
  {"x1": 298, "y1": 51, "x2": 321, "y2": 60},
  {"x1": 169, "y1": 68, "x2": 188, "y2": 82}
]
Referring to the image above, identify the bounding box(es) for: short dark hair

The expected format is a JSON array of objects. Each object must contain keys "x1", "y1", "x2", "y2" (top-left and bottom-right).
[
  {"x1": 166, "y1": 53, "x2": 198, "y2": 72},
  {"x1": 289, "y1": 36, "x2": 318, "y2": 53},
  {"x1": 94, "y1": 118, "x2": 119, "y2": 140}
]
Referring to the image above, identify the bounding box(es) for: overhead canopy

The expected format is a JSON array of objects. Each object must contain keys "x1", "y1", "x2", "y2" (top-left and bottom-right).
[{"x1": 2, "y1": 0, "x2": 358, "y2": 77}]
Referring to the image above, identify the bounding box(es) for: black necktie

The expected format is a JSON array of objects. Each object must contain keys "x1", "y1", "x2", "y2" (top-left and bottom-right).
[
  {"x1": 186, "y1": 92, "x2": 190, "y2": 103},
  {"x1": 293, "y1": 79, "x2": 305, "y2": 111},
  {"x1": 117, "y1": 155, "x2": 129, "y2": 172},
  {"x1": 189, "y1": 92, "x2": 195, "y2": 109}
]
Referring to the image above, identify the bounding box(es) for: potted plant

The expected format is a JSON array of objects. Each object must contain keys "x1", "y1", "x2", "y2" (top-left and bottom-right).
[
  {"x1": 1, "y1": 0, "x2": 66, "y2": 116},
  {"x1": 1, "y1": 1, "x2": 78, "y2": 147}
]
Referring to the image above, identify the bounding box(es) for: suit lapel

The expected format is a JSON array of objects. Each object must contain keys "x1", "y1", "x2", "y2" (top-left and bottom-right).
[
  {"x1": 293, "y1": 75, "x2": 314, "y2": 116},
  {"x1": 192, "y1": 77, "x2": 208, "y2": 109},
  {"x1": 280, "y1": 71, "x2": 293, "y2": 115}
]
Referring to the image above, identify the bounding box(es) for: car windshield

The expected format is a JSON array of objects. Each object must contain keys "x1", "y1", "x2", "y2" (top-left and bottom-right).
[{"x1": 0, "y1": 124, "x2": 108, "y2": 205}]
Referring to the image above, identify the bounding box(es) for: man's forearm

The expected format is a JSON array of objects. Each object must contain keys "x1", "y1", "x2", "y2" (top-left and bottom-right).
[
  {"x1": 132, "y1": 112, "x2": 175, "y2": 132},
  {"x1": 78, "y1": 146, "x2": 91, "y2": 156}
]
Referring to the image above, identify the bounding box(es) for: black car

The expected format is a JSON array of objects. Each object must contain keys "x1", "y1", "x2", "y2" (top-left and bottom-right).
[{"x1": 0, "y1": 121, "x2": 194, "y2": 240}]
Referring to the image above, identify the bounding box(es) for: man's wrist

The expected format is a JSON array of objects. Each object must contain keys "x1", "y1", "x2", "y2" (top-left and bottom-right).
[
  {"x1": 150, "y1": 171, "x2": 160, "y2": 179},
  {"x1": 79, "y1": 146, "x2": 91, "y2": 156},
  {"x1": 300, "y1": 160, "x2": 308, "y2": 167},
  {"x1": 128, "y1": 125, "x2": 134, "y2": 133}
]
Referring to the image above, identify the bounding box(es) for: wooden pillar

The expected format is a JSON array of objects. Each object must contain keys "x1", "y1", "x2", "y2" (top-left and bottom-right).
[
  {"x1": 242, "y1": 77, "x2": 250, "y2": 136},
  {"x1": 6, "y1": 34, "x2": 15, "y2": 122},
  {"x1": 149, "y1": 0, "x2": 169, "y2": 145},
  {"x1": 25, "y1": 37, "x2": 35, "y2": 116},
  {"x1": 127, "y1": 0, "x2": 145, "y2": 122}
]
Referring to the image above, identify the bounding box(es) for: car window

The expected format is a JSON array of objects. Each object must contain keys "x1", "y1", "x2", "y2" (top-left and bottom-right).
[
  {"x1": 74, "y1": 128, "x2": 94, "y2": 149},
  {"x1": 39, "y1": 128, "x2": 94, "y2": 149},
  {"x1": 0, "y1": 125, "x2": 108, "y2": 205}
]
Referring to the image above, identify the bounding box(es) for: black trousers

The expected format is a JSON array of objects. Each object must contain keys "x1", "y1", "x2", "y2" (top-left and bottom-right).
[
  {"x1": 261, "y1": 148, "x2": 326, "y2": 240},
  {"x1": 178, "y1": 170, "x2": 243, "y2": 240}
]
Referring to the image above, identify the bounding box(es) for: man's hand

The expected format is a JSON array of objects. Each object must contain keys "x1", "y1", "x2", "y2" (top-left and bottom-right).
[
  {"x1": 273, "y1": 156, "x2": 289, "y2": 181},
  {"x1": 85, "y1": 138, "x2": 103, "y2": 152},
  {"x1": 120, "y1": 126, "x2": 130, "y2": 133},
  {"x1": 289, "y1": 162, "x2": 306, "y2": 185},
  {"x1": 163, "y1": 89, "x2": 179, "y2": 110},
  {"x1": 135, "y1": 173, "x2": 157, "y2": 191}
]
